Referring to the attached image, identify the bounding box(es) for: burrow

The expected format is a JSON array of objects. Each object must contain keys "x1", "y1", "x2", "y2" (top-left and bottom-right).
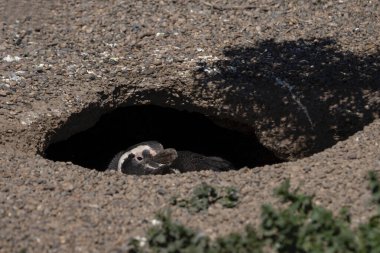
[
  {"x1": 41, "y1": 39, "x2": 380, "y2": 172},
  {"x1": 41, "y1": 87, "x2": 377, "y2": 173},
  {"x1": 44, "y1": 104, "x2": 283, "y2": 171}
]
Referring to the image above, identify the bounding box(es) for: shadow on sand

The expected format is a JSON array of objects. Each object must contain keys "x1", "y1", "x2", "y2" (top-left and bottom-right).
[{"x1": 194, "y1": 38, "x2": 380, "y2": 158}]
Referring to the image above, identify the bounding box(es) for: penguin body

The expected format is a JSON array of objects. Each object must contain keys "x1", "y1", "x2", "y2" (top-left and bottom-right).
[
  {"x1": 107, "y1": 141, "x2": 234, "y2": 175},
  {"x1": 171, "y1": 151, "x2": 234, "y2": 173}
]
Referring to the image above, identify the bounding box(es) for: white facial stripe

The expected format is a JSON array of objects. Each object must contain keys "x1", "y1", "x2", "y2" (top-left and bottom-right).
[
  {"x1": 117, "y1": 145, "x2": 158, "y2": 171},
  {"x1": 118, "y1": 150, "x2": 132, "y2": 172},
  {"x1": 145, "y1": 163, "x2": 162, "y2": 171}
]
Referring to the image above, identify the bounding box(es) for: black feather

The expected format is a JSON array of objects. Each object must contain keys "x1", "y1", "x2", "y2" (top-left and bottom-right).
[{"x1": 171, "y1": 151, "x2": 234, "y2": 173}]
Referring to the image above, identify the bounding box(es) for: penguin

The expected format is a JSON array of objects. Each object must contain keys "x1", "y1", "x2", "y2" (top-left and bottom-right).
[
  {"x1": 107, "y1": 141, "x2": 178, "y2": 175},
  {"x1": 107, "y1": 141, "x2": 234, "y2": 175}
]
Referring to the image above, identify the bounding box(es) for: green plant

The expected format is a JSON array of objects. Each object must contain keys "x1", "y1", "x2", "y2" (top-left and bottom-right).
[
  {"x1": 128, "y1": 171, "x2": 380, "y2": 253},
  {"x1": 211, "y1": 226, "x2": 263, "y2": 253},
  {"x1": 127, "y1": 210, "x2": 210, "y2": 253},
  {"x1": 170, "y1": 183, "x2": 239, "y2": 213},
  {"x1": 356, "y1": 171, "x2": 380, "y2": 253},
  {"x1": 261, "y1": 179, "x2": 357, "y2": 253}
]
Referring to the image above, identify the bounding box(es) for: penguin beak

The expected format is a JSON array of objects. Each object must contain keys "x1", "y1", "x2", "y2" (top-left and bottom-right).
[
  {"x1": 152, "y1": 148, "x2": 178, "y2": 164},
  {"x1": 143, "y1": 148, "x2": 178, "y2": 175}
]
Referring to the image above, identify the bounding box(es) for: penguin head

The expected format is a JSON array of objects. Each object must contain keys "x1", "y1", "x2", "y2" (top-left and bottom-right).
[{"x1": 116, "y1": 141, "x2": 178, "y2": 175}]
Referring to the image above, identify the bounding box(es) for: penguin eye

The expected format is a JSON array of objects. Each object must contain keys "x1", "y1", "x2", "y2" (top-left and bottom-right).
[{"x1": 136, "y1": 156, "x2": 143, "y2": 161}]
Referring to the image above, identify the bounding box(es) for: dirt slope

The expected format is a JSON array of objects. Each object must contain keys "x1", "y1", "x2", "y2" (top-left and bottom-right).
[{"x1": 1, "y1": 1, "x2": 379, "y2": 252}]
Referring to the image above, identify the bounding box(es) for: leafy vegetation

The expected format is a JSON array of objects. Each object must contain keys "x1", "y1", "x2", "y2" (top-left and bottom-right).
[
  {"x1": 127, "y1": 171, "x2": 380, "y2": 253},
  {"x1": 170, "y1": 183, "x2": 239, "y2": 213}
]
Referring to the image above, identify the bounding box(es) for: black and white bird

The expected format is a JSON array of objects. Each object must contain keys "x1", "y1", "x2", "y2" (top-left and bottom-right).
[{"x1": 107, "y1": 141, "x2": 234, "y2": 175}]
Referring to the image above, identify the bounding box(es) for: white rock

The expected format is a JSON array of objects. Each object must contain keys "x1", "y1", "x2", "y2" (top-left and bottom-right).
[{"x1": 3, "y1": 55, "x2": 21, "y2": 62}]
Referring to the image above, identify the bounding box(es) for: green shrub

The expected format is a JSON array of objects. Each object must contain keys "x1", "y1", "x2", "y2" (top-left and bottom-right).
[
  {"x1": 356, "y1": 171, "x2": 380, "y2": 253},
  {"x1": 127, "y1": 171, "x2": 380, "y2": 253},
  {"x1": 170, "y1": 183, "x2": 239, "y2": 213},
  {"x1": 261, "y1": 179, "x2": 357, "y2": 253}
]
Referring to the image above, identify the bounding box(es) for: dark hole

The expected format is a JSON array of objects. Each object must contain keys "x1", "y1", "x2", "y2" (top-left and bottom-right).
[{"x1": 44, "y1": 105, "x2": 283, "y2": 171}]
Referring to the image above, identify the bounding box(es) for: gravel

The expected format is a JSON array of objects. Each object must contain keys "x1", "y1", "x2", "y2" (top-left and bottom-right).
[{"x1": 1, "y1": 0, "x2": 380, "y2": 252}]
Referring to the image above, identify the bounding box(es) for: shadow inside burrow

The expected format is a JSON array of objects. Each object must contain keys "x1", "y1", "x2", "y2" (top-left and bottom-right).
[
  {"x1": 193, "y1": 38, "x2": 380, "y2": 157},
  {"x1": 44, "y1": 105, "x2": 282, "y2": 171}
]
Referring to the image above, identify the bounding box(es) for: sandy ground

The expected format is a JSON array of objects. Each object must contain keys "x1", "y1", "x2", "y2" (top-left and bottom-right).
[{"x1": 1, "y1": 0, "x2": 380, "y2": 252}]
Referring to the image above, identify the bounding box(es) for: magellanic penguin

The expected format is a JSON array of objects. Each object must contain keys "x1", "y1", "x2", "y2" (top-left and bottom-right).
[
  {"x1": 107, "y1": 141, "x2": 178, "y2": 175},
  {"x1": 107, "y1": 141, "x2": 234, "y2": 175}
]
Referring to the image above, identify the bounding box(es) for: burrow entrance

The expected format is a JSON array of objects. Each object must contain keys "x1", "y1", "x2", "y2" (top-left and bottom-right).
[{"x1": 44, "y1": 105, "x2": 283, "y2": 171}]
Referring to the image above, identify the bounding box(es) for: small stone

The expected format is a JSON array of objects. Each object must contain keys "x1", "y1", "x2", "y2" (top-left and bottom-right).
[
  {"x1": 109, "y1": 57, "x2": 119, "y2": 65},
  {"x1": 62, "y1": 182, "x2": 75, "y2": 192},
  {"x1": 303, "y1": 167, "x2": 312, "y2": 173},
  {"x1": 157, "y1": 188, "x2": 166, "y2": 195},
  {"x1": 3, "y1": 55, "x2": 21, "y2": 62},
  {"x1": 43, "y1": 184, "x2": 55, "y2": 191},
  {"x1": 0, "y1": 90, "x2": 8, "y2": 96}
]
